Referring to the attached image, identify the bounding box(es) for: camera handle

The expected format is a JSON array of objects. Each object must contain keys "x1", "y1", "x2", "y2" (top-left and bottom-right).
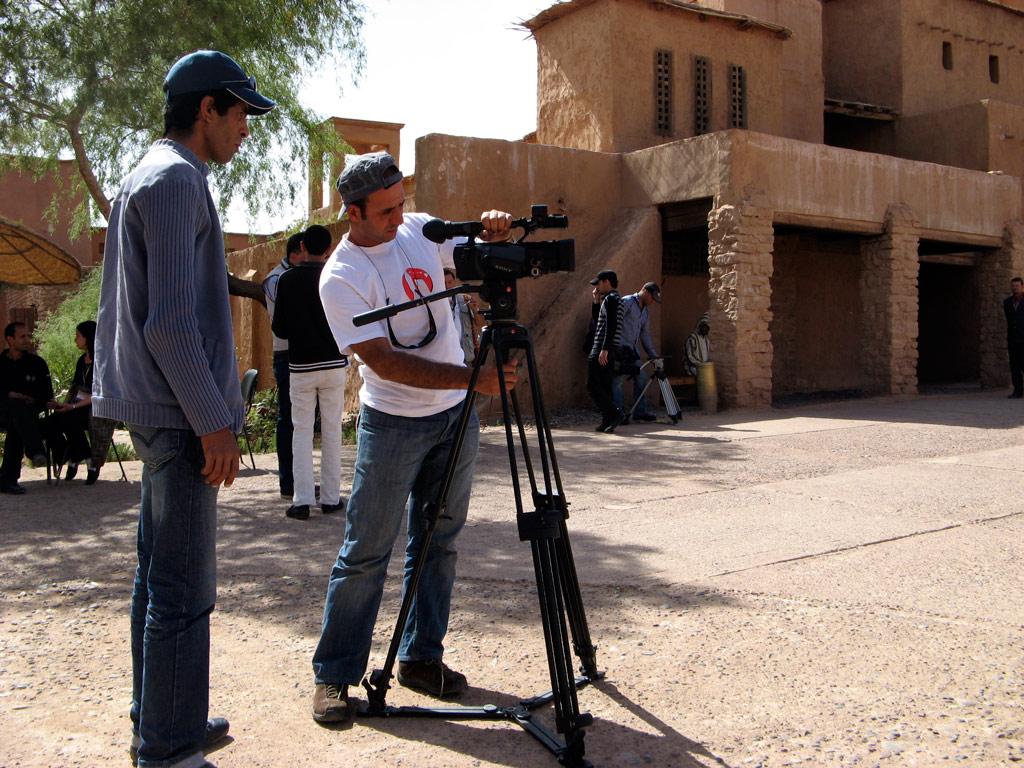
[
  {"x1": 352, "y1": 284, "x2": 481, "y2": 327},
  {"x1": 356, "y1": 315, "x2": 602, "y2": 768}
]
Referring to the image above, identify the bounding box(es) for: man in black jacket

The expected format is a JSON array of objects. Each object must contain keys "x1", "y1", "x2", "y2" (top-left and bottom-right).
[
  {"x1": 1004, "y1": 276, "x2": 1024, "y2": 398},
  {"x1": 272, "y1": 225, "x2": 349, "y2": 519},
  {"x1": 0, "y1": 322, "x2": 53, "y2": 494},
  {"x1": 586, "y1": 269, "x2": 625, "y2": 433}
]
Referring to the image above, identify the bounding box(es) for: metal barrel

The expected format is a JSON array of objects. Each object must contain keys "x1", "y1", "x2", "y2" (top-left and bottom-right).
[{"x1": 696, "y1": 362, "x2": 718, "y2": 414}]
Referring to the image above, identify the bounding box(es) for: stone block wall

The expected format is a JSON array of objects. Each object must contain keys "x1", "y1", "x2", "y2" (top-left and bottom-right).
[
  {"x1": 859, "y1": 204, "x2": 919, "y2": 395},
  {"x1": 708, "y1": 195, "x2": 775, "y2": 407},
  {"x1": 979, "y1": 221, "x2": 1024, "y2": 388}
]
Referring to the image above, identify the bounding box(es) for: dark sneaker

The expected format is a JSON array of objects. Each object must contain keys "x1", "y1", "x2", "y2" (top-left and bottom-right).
[
  {"x1": 601, "y1": 411, "x2": 624, "y2": 433},
  {"x1": 31, "y1": 453, "x2": 48, "y2": 469},
  {"x1": 64, "y1": 462, "x2": 79, "y2": 481},
  {"x1": 286, "y1": 504, "x2": 310, "y2": 520},
  {"x1": 0, "y1": 481, "x2": 26, "y2": 495},
  {"x1": 313, "y1": 683, "x2": 350, "y2": 723},
  {"x1": 321, "y1": 499, "x2": 346, "y2": 514},
  {"x1": 398, "y1": 659, "x2": 468, "y2": 698},
  {"x1": 85, "y1": 467, "x2": 100, "y2": 485},
  {"x1": 130, "y1": 716, "x2": 229, "y2": 765}
]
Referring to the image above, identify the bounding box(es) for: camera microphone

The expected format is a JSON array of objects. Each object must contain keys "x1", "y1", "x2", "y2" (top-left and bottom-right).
[{"x1": 422, "y1": 218, "x2": 483, "y2": 244}]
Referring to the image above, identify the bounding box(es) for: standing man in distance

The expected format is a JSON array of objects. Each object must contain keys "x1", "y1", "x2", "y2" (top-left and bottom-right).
[
  {"x1": 587, "y1": 269, "x2": 625, "y2": 433},
  {"x1": 263, "y1": 232, "x2": 305, "y2": 498},
  {"x1": 312, "y1": 151, "x2": 516, "y2": 723},
  {"x1": 617, "y1": 281, "x2": 662, "y2": 422},
  {"x1": 1004, "y1": 276, "x2": 1024, "y2": 398},
  {"x1": 0, "y1": 321, "x2": 53, "y2": 494},
  {"x1": 92, "y1": 50, "x2": 275, "y2": 768},
  {"x1": 272, "y1": 224, "x2": 348, "y2": 521}
]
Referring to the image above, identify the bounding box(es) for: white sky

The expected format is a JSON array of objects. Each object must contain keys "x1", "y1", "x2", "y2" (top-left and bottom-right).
[{"x1": 229, "y1": 0, "x2": 551, "y2": 232}]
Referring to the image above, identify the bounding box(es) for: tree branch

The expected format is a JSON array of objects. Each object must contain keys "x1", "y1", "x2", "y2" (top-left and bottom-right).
[{"x1": 66, "y1": 120, "x2": 111, "y2": 219}]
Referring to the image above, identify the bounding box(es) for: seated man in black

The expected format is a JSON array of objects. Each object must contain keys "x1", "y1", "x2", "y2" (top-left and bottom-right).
[
  {"x1": 0, "y1": 321, "x2": 54, "y2": 494},
  {"x1": 44, "y1": 320, "x2": 97, "y2": 482}
]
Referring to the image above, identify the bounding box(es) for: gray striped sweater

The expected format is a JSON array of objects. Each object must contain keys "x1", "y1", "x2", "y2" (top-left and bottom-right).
[{"x1": 93, "y1": 139, "x2": 244, "y2": 436}]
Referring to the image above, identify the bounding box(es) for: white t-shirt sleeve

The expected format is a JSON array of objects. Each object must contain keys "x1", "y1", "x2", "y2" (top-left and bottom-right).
[{"x1": 319, "y1": 255, "x2": 387, "y2": 355}]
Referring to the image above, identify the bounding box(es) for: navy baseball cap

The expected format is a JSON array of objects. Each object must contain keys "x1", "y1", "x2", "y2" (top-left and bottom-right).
[
  {"x1": 336, "y1": 152, "x2": 404, "y2": 204},
  {"x1": 164, "y1": 50, "x2": 276, "y2": 115}
]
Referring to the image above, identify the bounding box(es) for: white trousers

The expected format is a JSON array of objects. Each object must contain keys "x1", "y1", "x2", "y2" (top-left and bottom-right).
[{"x1": 290, "y1": 367, "x2": 346, "y2": 507}]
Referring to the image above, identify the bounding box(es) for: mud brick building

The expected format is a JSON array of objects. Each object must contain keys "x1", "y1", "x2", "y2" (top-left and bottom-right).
[{"x1": 228, "y1": 0, "x2": 1024, "y2": 410}]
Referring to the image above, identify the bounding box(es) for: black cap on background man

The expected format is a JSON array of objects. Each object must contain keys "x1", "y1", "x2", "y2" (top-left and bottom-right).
[{"x1": 589, "y1": 269, "x2": 617, "y2": 288}]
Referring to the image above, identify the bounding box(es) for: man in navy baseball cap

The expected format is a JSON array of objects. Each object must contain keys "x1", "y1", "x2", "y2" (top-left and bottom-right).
[{"x1": 164, "y1": 49, "x2": 276, "y2": 115}]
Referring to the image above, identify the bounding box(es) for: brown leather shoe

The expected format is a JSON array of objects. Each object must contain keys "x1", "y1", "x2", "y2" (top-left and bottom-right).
[
  {"x1": 397, "y1": 659, "x2": 468, "y2": 698},
  {"x1": 313, "y1": 683, "x2": 350, "y2": 723}
]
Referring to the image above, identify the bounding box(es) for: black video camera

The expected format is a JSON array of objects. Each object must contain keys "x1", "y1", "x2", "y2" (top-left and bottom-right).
[{"x1": 422, "y1": 205, "x2": 575, "y2": 282}]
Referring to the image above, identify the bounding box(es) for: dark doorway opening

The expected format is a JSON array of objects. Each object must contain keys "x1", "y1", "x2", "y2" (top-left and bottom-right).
[{"x1": 917, "y1": 259, "x2": 981, "y2": 385}]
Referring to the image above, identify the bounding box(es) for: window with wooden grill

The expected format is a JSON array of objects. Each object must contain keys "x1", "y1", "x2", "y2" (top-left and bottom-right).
[
  {"x1": 655, "y1": 49, "x2": 673, "y2": 136},
  {"x1": 729, "y1": 64, "x2": 747, "y2": 129},
  {"x1": 694, "y1": 56, "x2": 710, "y2": 135}
]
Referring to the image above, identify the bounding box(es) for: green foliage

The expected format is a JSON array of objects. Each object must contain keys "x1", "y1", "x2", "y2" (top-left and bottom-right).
[
  {"x1": 243, "y1": 388, "x2": 279, "y2": 455},
  {"x1": 0, "y1": 0, "x2": 365, "y2": 223},
  {"x1": 34, "y1": 267, "x2": 102, "y2": 392},
  {"x1": 241, "y1": 387, "x2": 357, "y2": 456}
]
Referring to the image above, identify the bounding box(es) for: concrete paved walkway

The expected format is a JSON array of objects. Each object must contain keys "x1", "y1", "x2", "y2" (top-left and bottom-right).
[{"x1": 1, "y1": 391, "x2": 1021, "y2": 766}]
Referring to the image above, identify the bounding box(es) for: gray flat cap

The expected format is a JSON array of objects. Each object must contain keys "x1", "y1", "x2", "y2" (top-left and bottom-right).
[{"x1": 336, "y1": 151, "x2": 403, "y2": 204}]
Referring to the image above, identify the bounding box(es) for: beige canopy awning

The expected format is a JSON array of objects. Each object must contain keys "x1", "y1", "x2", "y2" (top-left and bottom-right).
[{"x1": 0, "y1": 217, "x2": 82, "y2": 285}]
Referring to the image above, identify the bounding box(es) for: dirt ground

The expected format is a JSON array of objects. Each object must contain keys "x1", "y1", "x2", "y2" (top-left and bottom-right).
[{"x1": 1, "y1": 391, "x2": 1023, "y2": 768}]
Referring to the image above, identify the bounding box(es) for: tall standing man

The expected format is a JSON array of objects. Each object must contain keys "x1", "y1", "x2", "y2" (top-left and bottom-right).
[
  {"x1": 92, "y1": 50, "x2": 275, "y2": 768},
  {"x1": 263, "y1": 232, "x2": 305, "y2": 497},
  {"x1": 311, "y1": 151, "x2": 516, "y2": 723},
  {"x1": 0, "y1": 321, "x2": 53, "y2": 494},
  {"x1": 1004, "y1": 276, "x2": 1024, "y2": 398}
]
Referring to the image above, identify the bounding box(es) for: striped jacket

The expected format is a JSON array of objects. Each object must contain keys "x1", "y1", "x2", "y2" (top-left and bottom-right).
[{"x1": 588, "y1": 290, "x2": 624, "y2": 360}]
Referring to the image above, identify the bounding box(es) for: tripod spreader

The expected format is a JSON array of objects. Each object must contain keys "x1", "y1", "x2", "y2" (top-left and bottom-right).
[{"x1": 357, "y1": 318, "x2": 602, "y2": 767}]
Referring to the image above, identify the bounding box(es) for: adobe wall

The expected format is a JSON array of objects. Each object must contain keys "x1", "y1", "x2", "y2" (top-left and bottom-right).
[
  {"x1": 534, "y1": 2, "x2": 615, "y2": 152},
  {"x1": 901, "y1": 0, "x2": 1024, "y2": 117},
  {"x1": 534, "y1": 0, "x2": 786, "y2": 153},
  {"x1": 413, "y1": 133, "x2": 644, "y2": 410},
  {"x1": 823, "y1": 0, "x2": 903, "y2": 109},
  {"x1": 726, "y1": 131, "x2": 1022, "y2": 240},
  {"x1": 717, "y1": 0, "x2": 825, "y2": 143}
]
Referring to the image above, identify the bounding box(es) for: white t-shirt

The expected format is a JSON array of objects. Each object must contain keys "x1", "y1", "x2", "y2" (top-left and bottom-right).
[{"x1": 319, "y1": 212, "x2": 466, "y2": 417}]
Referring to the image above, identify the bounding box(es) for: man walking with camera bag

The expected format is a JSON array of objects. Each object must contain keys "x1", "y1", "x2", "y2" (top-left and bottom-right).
[{"x1": 311, "y1": 151, "x2": 517, "y2": 723}]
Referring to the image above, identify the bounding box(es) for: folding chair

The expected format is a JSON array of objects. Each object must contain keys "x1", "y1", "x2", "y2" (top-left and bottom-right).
[
  {"x1": 239, "y1": 368, "x2": 258, "y2": 469},
  {"x1": 90, "y1": 416, "x2": 129, "y2": 482}
]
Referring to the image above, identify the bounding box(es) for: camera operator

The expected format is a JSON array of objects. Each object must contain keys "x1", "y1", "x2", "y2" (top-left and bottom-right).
[{"x1": 312, "y1": 151, "x2": 517, "y2": 723}]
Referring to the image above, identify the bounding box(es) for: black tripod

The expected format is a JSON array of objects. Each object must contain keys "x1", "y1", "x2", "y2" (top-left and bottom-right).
[{"x1": 353, "y1": 278, "x2": 603, "y2": 767}]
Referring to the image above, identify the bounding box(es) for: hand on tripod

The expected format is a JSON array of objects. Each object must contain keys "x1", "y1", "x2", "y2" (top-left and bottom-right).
[{"x1": 474, "y1": 359, "x2": 519, "y2": 396}]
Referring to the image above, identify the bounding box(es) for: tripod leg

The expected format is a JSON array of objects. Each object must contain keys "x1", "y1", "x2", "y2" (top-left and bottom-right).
[
  {"x1": 519, "y1": 337, "x2": 601, "y2": 679},
  {"x1": 492, "y1": 327, "x2": 592, "y2": 761}
]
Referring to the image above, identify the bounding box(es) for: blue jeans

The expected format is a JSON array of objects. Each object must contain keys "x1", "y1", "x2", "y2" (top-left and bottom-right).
[
  {"x1": 128, "y1": 425, "x2": 218, "y2": 768},
  {"x1": 273, "y1": 351, "x2": 293, "y2": 494},
  {"x1": 312, "y1": 402, "x2": 479, "y2": 685}
]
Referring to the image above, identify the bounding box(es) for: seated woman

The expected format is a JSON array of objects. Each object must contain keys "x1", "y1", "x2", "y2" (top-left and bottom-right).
[{"x1": 45, "y1": 320, "x2": 99, "y2": 483}]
